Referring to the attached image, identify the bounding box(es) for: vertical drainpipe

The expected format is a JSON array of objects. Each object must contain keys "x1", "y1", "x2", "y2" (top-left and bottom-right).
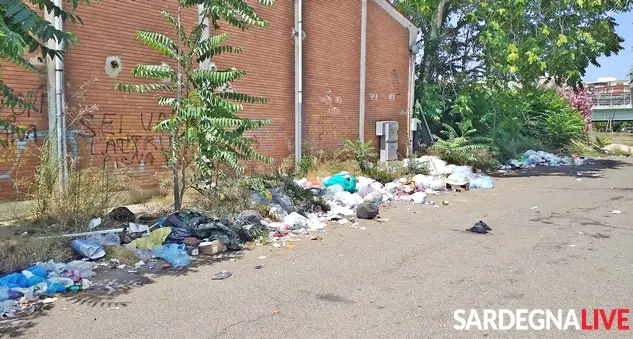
[
  {"x1": 54, "y1": 0, "x2": 67, "y2": 189},
  {"x1": 406, "y1": 26, "x2": 418, "y2": 157},
  {"x1": 359, "y1": 0, "x2": 367, "y2": 142},
  {"x1": 294, "y1": 0, "x2": 303, "y2": 168},
  {"x1": 45, "y1": 9, "x2": 58, "y2": 161}
]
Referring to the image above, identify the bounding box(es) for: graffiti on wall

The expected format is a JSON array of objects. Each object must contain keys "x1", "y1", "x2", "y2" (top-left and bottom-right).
[
  {"x1": 320, "y1": 89, "x2": 342, "y2": 115},
  {"x1": 389, "y1": 69, "x2": 401, "y2": 101},
  {"x1": 367, "y1": 69, "x2": 404, "y2": 103},
  {"x1": 77, "y1": 111, "x2": 170, "y2": 172}
]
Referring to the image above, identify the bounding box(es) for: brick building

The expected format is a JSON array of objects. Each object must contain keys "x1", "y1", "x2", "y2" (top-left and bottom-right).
[
  {"x1": 585, "y1": 78, "x2": 631, "y2": 95},
  {"x1": 0, "y1": 0, "x2": 417, "y2": 199}
]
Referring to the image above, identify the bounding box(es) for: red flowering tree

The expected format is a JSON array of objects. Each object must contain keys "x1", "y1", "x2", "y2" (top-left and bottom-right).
[{"x1": 559, "y1": 86, "x2": 593, "y2": 130}]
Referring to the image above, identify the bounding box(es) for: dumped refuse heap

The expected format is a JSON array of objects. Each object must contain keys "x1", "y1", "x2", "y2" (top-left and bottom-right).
[
  {"x1": 0, "y1": 156, "x2": 498, "y2": 319},
  {"x1": 501, "y1": 150, "x2": 587, "y2": 170}
]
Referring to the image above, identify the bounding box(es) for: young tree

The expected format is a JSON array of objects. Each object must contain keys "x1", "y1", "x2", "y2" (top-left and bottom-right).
[
  {"x1": 1, "y1": 0, "x2": 89, "y2": 146},
  {"x1": 116, "y1": 0, "x2": 274, "y2": 210}
]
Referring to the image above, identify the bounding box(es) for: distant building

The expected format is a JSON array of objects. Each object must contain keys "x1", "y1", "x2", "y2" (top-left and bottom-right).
[{"x1": 585, "y1": 78, "x2": 630, "y2": 95}]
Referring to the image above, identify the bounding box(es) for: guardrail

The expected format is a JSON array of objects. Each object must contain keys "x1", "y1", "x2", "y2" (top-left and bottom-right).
[{"x1": 592, "y1": 93, "x2": 632, "y2": 108}]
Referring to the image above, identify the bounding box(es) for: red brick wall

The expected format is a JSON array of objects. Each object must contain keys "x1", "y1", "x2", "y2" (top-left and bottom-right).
[
  {"x1": 63, "y1": 1, "x2": 198, "y2": 188},
  {"x1": 365, "y1": 0, "x2": 410, "y2": 156},
  {"x1": 0, "y1": 0, "x2": 413, "y2": 200},
  {"x1": 212, "y1": 1, "x2": 295, "y2": 163},
  {"x1": 302, "y1": 0, "x2": 361, "y2": 152}
]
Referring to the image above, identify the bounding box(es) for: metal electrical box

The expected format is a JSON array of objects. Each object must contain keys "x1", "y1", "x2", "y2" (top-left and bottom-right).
[{"x1": 375, "y1": 121, "x2": 399, "y2": 162}]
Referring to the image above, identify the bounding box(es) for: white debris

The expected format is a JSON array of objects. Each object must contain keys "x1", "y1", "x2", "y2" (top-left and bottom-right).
[{"x1": 283, "y1": 212, "x2": 308, "y2": 230}]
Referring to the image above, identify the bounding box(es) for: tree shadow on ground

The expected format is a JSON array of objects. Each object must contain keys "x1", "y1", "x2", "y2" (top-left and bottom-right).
[
  {"x1": 63, "y1": 249, "x2": 248, "y2": 309},
  {"x1": 491, "y1": 158, "x2": 632, "y2": 179},
  {"x1": 0, "y1": 248, "x2": 249, "y2": 336},
  {"x1": 0, "y1": 302, "x2": 55, "y2": 339}
]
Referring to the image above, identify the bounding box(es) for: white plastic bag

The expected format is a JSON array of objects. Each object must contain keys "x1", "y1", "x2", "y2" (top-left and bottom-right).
[
  {"x1": 410, "y1": 192, "x2": 427, "y2": 204},
  {"x1": 283, "y1": 212, "x2": 309, "y2": 230}
]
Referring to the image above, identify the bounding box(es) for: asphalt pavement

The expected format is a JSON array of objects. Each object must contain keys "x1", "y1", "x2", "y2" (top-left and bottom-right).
[{"x1": 3, "y1": 157, "x2": 633, "y2": 338}]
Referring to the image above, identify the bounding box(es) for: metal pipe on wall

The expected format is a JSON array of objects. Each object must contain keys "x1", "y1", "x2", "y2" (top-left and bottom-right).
[
  {"x1": 359, "y1": 0, "x2": 367, "y2": 142},
  {"x1": 407, "y1": 27, "x2": 418, "y2": 156},
  {"x1": 294, "y1": 0, "x2": 303, "y2": 168},
  {"x1": 45, "y1": 9, "x2": 58, "y2": 161},
  {"x1": 54, "y1": 0, "x2": 67, "y2": 189}
]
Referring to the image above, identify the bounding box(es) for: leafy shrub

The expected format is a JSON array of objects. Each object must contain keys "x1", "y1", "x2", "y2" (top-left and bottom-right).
[
  {"x1": 343, "y1": 139, "x2": 377, "y2": 173},
  {"x1": 429, "y1": 119, "x2": 493, "y2": 168}
]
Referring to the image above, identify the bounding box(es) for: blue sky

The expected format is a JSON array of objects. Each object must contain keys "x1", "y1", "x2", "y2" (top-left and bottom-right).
[{"x1": 583, "y1": 11, "x2": 633, "y2": 81}]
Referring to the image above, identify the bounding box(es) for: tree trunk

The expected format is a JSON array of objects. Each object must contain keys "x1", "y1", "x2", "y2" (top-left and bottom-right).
[
  {"x1": 172, "y1": 0, "x2": 183, "y2": 211},
  {"x1": 422, "y1": 0, "x2": 450, "y2": 86}
]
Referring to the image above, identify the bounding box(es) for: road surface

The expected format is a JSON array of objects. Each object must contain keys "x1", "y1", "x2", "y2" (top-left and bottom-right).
[{"x1": 3, "y1": 158, "x2": 633, "y2": 338}]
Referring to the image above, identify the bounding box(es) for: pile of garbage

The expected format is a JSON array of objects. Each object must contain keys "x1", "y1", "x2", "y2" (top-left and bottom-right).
[
  {"x1": 501, "y1": 150, "x2": 585, "y2": 169},
  {"x1": 0, "y1": 156, "x2": 499, "y2": 319},
  {"x1": 1, "y1": 260, "x2": 95, "y2": 318},
  {"x1": 256, "y1": 156, "x2": 495, "y2": 236}
]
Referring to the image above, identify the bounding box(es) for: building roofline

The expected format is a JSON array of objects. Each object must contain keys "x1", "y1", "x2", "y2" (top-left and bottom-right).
[{"x1": 373, "y1": 0, "x2": 419, "y2": 32}]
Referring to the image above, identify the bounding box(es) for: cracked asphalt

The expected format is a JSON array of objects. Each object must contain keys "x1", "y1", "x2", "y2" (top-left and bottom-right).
[{"x1": 3, "y1": 157, "x2": 633, "y2": 338}]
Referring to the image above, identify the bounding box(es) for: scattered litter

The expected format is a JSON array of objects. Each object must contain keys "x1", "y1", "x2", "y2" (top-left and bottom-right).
[
  {"x1": 530, "y1": 206, "x2": 538, "y2": 210},
  {"x1": 211, "y1": 271, "x2": 232, "y2": 280},
  {"x1": 441, "y1": 200, "x2": 449, "y2": 206},
  {"x1": 254, "y1": 265, "x2": 264, "y2": 270},
  {"x1": 466, "y1": 221, "x2": 492, "y2": 234},
  {"x1": 272, "y1": 309, "x2": 281, "y2": 315},
  {"x1": 284, "y1": 244, "x2": 296, "y2": 249},
  {"x1": 359, "y1": 227, "x2": 367, "y2": 231},
  {"x1": 258, "y1": 255, "x2": 267, "y2": 260},
  {"x1": 88, "y1": 217, "x2": 102, "y2": 230},
  {"x1": 357, "y1": 202, "x2": 379, "y2": 219},
  {"x1": 612, "y1": 210, "x2": 622, "y2": 214},
  {"x1": 569, "y1": 245, "x2": 576, "y2": 247},
  {"x1": 576, "y1": 178, "x2": 582, "y2": 182},
  {"x1": 128, "y1": 222, "x2": 150, "y2": 234},
  {"x1": 199, "y1": 240, "x2": 227, "y2": 256},
  {"x1": 612, "y1": 186, "x2": 617, "y2": 189},
  {"x1": 107, "y1": 307, "x2": 120, "y2": 311},
  {"x1": 71, "y1": 239, "x2": 105, "y2": 260},
  {"x1": 310, "y1": 236, "x2": 322, "y2": 241},
  {"x1": 152, "y1": 244, "x2": 191, "y2": 269}
]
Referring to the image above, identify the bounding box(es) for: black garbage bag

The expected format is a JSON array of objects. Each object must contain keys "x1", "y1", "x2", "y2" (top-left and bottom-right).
[
  {"x1": 467, "y1": 220, "x2": 492, "y2": 234},
  {"x1": 163, "y1": 210, "x2": 242, "y2": 250},
  {"x1": 232, "y1": 210, "x2": 266, "y2": 242},
  {"x1": 357, "y1": 202, "x2": 379, "y2": 220},
  {"x1": 270, "y1": 188, "x2": 293, "y2": 211},
  {"x1": 109, "y1": 207, "x2": 136, "y2": 223}
]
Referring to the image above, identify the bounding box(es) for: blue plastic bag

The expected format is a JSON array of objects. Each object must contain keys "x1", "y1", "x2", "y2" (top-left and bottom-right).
[
  {"x1": 470, "y1": 176, "x2": 494, "y2": 189},
  {"x1": 152, "y1": 244, "x2": 191, "y2": 269},
  {"x1": 46, "y1": 283, "x2": 67, "y2": 295},
  {"x1": 26, "y1": 265, "x2": 48, "y2": 278}
]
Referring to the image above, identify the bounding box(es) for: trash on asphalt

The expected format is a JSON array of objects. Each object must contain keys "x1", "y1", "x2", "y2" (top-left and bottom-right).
[
  {"x1": 357, "y1": 202, "x2": 379, "y2": 219},
  {"x1": 211, "y1": 271, "x2": 232, "y2": 280},
  {"x1": 467, "y1": 220, "x2": 492, "y2": 234},
  {"x1": 612, "y1": 210, "x2": 622, "y2": 214}
]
